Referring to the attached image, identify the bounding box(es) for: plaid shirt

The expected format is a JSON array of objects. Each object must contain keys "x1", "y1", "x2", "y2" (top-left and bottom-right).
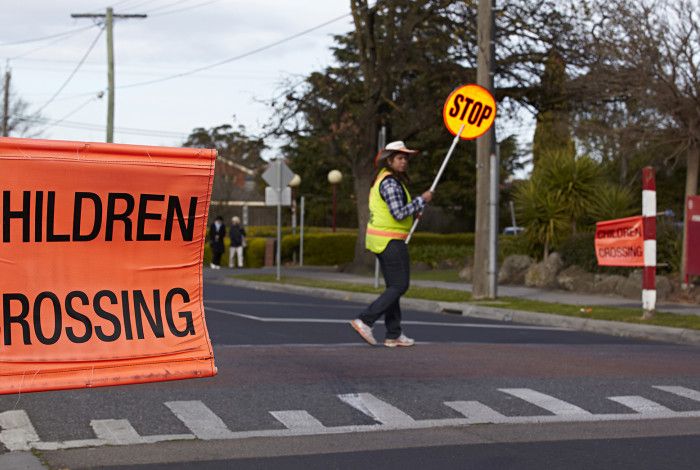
[{"x1": 379, "y1": 177, "x2": 425, "y2": 221}]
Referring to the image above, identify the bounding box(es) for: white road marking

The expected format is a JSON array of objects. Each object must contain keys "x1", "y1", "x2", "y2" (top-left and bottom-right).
[
  {"x1": 270, "y1": 411, "x2": 326, "y2": 430},
  {"x1": 0, "y1": 410, "x2": 40, "y2": 451},
  {"x1": 4, "y1": 385, "x2": 700, "y2": 451},
  {"x1": 90, "y1": 419, "x2": 193, "y2": 446},
  {"x1": 91, "y1": 419, "x2": 142, "y2": 445},
  {"x1": 165, "y1": 401, "x2": 235, "y2": 440},
  {"x1": 205, "y1": 306, "x2": 565, "y2": 331},
  {"x1": 653, "y1": 385, "x2": 700, "y2": 402},
  {"x1": 338, "y1": 393, "x2": 415, "y2": 425},
  {"x1": 444, "y1": 401, "x2": 507, "y2": 424},
  {"x1": 499, "y1": 388, "x2": 592, "y2": 416},
  {"x1": 608, "y1": 396, "x2": 673, "y2": 414}
]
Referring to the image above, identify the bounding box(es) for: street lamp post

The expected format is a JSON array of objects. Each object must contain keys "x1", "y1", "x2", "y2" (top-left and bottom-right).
[
  {"x1": 289, "y1": 173, "x2": 301, "y2": 235},
  {"x1": 327, "y1": 170, "x2": 343, "y2": 232}
]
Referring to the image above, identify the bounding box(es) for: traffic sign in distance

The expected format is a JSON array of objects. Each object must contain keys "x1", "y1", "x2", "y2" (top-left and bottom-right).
[
  {"x1": 262, "y1": 159, "x2": 294, "y2": 190},
  {"x1": 265, "y1": 187, "x2": 291, "y2": 206},
  {"x1": 442, "y1": 84, "x2": 496, "y2": 140}
]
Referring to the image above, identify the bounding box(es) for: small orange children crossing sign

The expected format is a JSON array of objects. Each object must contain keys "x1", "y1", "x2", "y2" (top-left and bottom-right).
[{"x1": 442, "y1": 84, "x2": 496, "y2": 140}]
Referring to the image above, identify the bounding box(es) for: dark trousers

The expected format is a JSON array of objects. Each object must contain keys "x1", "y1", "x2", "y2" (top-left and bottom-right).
[
  {"x1": 359, "y1": 239, "x2": 410, "y2": 339},
  {"x1": 211, "y1": 248, "x2": 224, "y2": 266}
]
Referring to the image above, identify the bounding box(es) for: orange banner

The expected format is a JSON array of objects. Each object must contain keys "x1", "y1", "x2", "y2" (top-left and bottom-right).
[
  {"x1": 0, "y1": 137, "x2": 217, "y2": 394},
  {"x1": 595, "y1": 215, "x2": 644, "y2": 267}
]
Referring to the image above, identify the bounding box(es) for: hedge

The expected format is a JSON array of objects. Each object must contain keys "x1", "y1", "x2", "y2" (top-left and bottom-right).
[{"x1": 203, "y1": 230, "x2": 536, "y2": 268}]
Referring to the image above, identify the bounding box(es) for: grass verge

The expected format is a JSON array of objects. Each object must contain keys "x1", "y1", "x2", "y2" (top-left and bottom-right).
[
  {"x1": 233, "y1": 274, "x2": 700, "y2": 331},
  {"x1": 475, "y1": 298, "x2": 700, "y2": 330}
]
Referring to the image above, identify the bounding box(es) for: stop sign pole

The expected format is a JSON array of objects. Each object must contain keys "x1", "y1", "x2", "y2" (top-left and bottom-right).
[{"x1": 405, "y1": 124, "x2": 464, "y2": 244}]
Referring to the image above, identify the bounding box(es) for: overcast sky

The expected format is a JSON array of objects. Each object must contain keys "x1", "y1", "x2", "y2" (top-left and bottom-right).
[{"x1": 0, "y1": 0, "x2": 353, "y2": 153}]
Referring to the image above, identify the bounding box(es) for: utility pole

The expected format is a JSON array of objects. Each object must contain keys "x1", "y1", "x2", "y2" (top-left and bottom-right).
[
  {"x1": 2, "y1": 65, "x2": 10, "y2": 137},
  {"x1": 70, "y1": 8, "x2": 146, "y2": 143},
  {"x1": 473, "y1": 0, "x2": 497, "y2": 299}
]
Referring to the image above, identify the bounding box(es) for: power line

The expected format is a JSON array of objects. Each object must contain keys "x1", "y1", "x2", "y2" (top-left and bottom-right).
[
  {"x1": 121, "y1": 0, "x2": 163, "y2": 13},
  {"x1": 118, "y1": 12, "x2": 351, "y2": 90},
  {"x1": 18, "y1": 113, "x2": 188, "y2": 139},
  {"x1": 36, "y1": 93, "x2": 104, "y2": 134},
  {"x1": 0, "y1": 25, "x2": 97, "y2": 47},
  {"x1": 146, "y1": 0, "x2": 195, "y2": 14},
  {"x1": 8, "y1": 26, "x2": 97, "y2": 61},
  {"x1": 33, "y1": 26, "x2": 105, "y2": 114},
  {"x1": 98, "y1": 0, "x2": 140, "y2": 11},
  {"x1": 150, "y1": 0, "x2": 222, "y2": 17}
]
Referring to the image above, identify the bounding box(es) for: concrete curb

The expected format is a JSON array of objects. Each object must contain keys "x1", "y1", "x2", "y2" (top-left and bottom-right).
[{"x1": 222, "y1": 278, "x2": 700, "y2": 347}]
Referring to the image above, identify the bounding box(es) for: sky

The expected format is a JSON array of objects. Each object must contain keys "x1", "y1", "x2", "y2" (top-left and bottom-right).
[{"x1": 0, "y1": 0, "x2": 354, "y2": 153}]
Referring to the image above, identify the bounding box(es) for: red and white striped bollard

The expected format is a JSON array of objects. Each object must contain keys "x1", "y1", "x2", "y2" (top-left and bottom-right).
[{"x1": 642, "y1": 167, "x2": 656, "y2": 317}]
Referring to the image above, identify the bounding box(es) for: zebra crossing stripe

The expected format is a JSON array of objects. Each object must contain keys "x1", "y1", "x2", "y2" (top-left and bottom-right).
[
  {"x1": 0, "y1": 410, "x2": 40, "y2": 451},
  {"x1": 653, "y1": 386, "x2": 700, "y2": 402},
  {"x1": 89, "y1": 419, "x2": 194, "y2": 445},
  {"x1": 444, "y1": 401, "x2": 507, "y2": 424},
  {"x1": 608, "y1": 396, "x2": 673, "y2": 414},
  {"x1": 499, "y1": 388, "x2": 592, "y2": 416},
  {"x1": 270, "y1": 411, "x2": 326, "y2": 430},
  {"x1": 165, "y1": 401, "x2": 235, "y2": 440},
  {"x1": 338, "y1": 393, "x2": 415, "y2": 425},
  {"x1": 91, "y1": 419, "x2": 143, "y2": 445}
]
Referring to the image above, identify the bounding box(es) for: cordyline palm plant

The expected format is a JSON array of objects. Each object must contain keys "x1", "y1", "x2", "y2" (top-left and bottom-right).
[
  {"x1": 514, "y1": 177, "x2": 570, "y2": 259},
  {"x1": 539, "y1": 150, "x2": 602, "y2": 234}
]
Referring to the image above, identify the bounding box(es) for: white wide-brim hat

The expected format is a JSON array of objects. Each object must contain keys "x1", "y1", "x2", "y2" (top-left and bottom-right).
[{"x1": 374, "y1": 140, "x2": 419, "y2": 167}]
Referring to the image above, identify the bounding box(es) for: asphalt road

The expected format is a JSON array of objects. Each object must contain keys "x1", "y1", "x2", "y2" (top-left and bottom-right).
[{"x1": 2, "y1": 280, "x2": 700, "y2": 469}]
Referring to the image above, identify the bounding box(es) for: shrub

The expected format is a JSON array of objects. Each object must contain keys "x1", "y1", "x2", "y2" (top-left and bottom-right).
[
  {"x1": 499, "y1": 233, "x2": 533, "y2": 260},
  {"x1": 657, "y1": 219, "x2": 682, "y2": 274},
  {"x1": 247, "y1": 226, "x2": 355, "y2": 237},
  {"x1": 559, "y1": 232, "x2": 597, "y2": 271},
  {"x1": 302, "y1": 233, "x2": 357, "y2": 265},
  {"x1": 409, "y1": 244, "x2": 472, "y2": 267},
  {"x1": 410, "y1": 233, "x2": 475, "y2": 246},
  {"x1": 244, "y1": 237, "x2": 267, "y2": 268}
]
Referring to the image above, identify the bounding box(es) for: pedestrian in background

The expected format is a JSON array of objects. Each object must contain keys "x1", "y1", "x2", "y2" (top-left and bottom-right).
[
  {"x1": 209, "y1": 215, "x2": 226, "y2": 269},
  {"x1": 228, "y1": 216, "x2": 246, "y2": 268},
  {"x1": 351, "y1": 141, "x2": 433, "y2": 347}
]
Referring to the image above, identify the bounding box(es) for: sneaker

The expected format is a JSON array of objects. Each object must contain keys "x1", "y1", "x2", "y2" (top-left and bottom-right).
[
  {"x1": 350, "y1": 319, "x2": 377, "y2": 346},
  {"x1": 384, "y1": 334, "x2": 415, "y2": 348},
  {"x1": 210, "y1": 263, "x2": 216, "y2": 269}
]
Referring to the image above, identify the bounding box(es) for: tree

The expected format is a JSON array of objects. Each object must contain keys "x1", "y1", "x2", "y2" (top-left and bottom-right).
[{"x1": 532, "y1": 49, "x2": 575, "y2": 166}]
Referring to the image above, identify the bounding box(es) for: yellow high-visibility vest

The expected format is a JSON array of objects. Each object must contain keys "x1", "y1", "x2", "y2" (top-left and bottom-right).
[{"x1": 365, "y1": 169, "x2": 413, "y2": 254}]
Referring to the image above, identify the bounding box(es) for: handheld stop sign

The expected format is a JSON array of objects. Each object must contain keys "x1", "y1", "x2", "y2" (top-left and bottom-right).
[
  {"x1": 443, "y1": 84, "x2": 496, "y2": 140},
  {"x1": 405, "y1": 84, "x2": 497, "y2": 243}
]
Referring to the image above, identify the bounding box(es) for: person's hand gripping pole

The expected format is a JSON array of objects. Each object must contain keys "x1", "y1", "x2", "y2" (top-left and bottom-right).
[{"x1": 405, "y1": 123, "x2": 465, "y2": 244}]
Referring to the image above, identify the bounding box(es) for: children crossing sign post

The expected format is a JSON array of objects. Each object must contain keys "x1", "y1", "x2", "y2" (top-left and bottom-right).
[{"x1": 405, "y1": 84, "x2": 497, "y2": 243}]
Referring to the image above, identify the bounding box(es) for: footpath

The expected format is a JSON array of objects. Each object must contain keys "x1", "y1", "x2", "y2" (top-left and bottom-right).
[{"x1": 206, "y1": 266, "x2": 700, "y2": 347}]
